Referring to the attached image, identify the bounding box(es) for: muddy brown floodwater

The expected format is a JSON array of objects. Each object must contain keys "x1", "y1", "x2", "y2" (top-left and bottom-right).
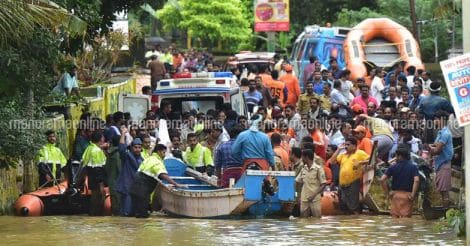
[{"x1": 0, "y1": 214, "x2": 464, "y2": 245}]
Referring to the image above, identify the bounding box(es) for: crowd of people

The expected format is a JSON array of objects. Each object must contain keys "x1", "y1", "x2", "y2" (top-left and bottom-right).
[{"x1": 36, "y1": 52, "x2": 461, "y2": 219}]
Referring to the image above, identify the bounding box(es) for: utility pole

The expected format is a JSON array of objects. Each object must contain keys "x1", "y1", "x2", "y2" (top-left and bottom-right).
[
  {"x1": 409, "y1": 0, "x2": 419, "y2": 42},
  {"x1": 463, "y1": 0, "x2": 470, "y2": 244}
]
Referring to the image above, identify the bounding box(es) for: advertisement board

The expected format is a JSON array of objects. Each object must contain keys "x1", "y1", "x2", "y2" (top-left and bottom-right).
[
  {"x1": 254, "y1": 0, "x2": 289, "y2": 32},
  {"x1": 440, "y1": 53, "x2": 470, "y2": 127}
]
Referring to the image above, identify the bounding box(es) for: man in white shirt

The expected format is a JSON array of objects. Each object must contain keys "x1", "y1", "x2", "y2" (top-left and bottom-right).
[
  {"x1": 406, "y1": 65, "x2": 416, "y2": 91},
  {"x1": 371, "y1": 68, "x2": 385, "y2": 105},
  {"x1": 339, "y1": 70, "x2": 354, "y2": 103}
]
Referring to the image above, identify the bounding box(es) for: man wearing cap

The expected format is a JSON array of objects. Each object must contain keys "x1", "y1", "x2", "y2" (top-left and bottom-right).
[
  {"x1": 280, "y1": 64, "x2": 301, "y2": 106},
  {"x1": 352, "y1": 125, "x2": 372, "y2": 155},
  {"x1": 350, "y1": 85, "x2": 378, "y2": 113},
  {"x1": 418, "y1": 81, "x2": 453, "y2": 143},
  {"x1": 115, "y1": 127, "x2": 144, "y2": 216},
  {"x1": 129, "y1": 144, "x2": 185, "y2": 218},
  {"x1": 418, "y1": 81, "x2": 453, "y2": 120},
  {"x1": 232, "y1": 114, "x2": 275, "y2": 170},
  {"x1": 36, "y1": 130, "x2": 67, "y2": 187},
  {"x1": 380, "y1": 144, "x2": 419, "y2": 218}
]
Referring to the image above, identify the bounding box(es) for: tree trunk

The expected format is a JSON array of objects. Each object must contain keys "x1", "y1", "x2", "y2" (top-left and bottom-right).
[
  {"x1": 22, "y1": 159, "x2": 37, "y2": 193},
  {"x1": 409, "y1": 0, "x2": 419, "y2": 43},
  {"x1": 0, "y1": 167, "x2": 19, "y2": 215}
]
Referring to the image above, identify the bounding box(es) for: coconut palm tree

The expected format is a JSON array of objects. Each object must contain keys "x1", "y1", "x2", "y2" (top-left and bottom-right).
[{"x1": 0, "y1": 0, "x2": 87, "y2": 46}]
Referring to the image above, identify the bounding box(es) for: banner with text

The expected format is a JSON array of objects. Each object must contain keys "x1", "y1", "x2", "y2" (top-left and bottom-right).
[
  {"x1": 254, "y1": 0, "x2": 290, "y2": 32},
  {"x1": 440, "y1": 53, "x2": 470, "y2": 127}
]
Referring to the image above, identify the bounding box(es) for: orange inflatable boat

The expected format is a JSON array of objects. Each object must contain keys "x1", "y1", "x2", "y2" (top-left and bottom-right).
[
  {"x1": 344, "y1": 18, "x2": 424, "y2": 83},
  {"x1": 14, "y1": 181, "x2": 111, "y2": 216}
]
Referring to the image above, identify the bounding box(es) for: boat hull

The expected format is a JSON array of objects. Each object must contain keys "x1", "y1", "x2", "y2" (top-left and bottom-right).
[{"x1": 154, "y1": 183, "x2": 245, "y2": 218}]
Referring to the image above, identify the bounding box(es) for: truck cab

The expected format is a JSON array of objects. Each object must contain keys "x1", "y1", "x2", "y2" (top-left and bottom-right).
[
  {"x1": 151, "y1": 72, "x2": 247, "y2": 117},
  {"x1": 291, "y1": 25, "x2": 350, "y2": 89}
]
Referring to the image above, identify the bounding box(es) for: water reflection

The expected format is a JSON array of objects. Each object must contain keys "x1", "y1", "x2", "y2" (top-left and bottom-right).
[{"x1": 0, "y1": 215, "x2": 463, "y2": 245}]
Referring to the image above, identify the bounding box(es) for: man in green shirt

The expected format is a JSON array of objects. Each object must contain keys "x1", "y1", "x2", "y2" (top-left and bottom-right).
[
  {"x1": 36, "y1": 130, "x2": 67, "y2": 187},
  {"x1": 183, "y1": 133, "x2": 214, "y2": 175},
  {"x1": 129, "y1": 144, "x2": 185, "y2": 218},
  {"x1": 81, "y1": 131, "x2": 107, "y2": 216}
]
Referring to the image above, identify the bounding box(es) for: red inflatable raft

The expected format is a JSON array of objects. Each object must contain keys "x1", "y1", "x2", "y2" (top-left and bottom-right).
[{"x1": 14, "y1": 181, "x2": 111, "y2": 216}]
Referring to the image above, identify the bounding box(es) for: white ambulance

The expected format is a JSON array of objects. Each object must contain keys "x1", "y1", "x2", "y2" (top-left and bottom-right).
[{"x1": 151, "y1": 72, "x2": 247, "y2": 116}]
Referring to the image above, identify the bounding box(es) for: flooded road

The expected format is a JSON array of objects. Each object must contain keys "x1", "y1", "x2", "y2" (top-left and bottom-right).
[{"x1": 0, "y1": 215, "x2": 464, "y2": 245}]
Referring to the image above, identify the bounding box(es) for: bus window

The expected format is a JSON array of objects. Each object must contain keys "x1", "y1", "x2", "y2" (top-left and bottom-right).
[
  {"x1": 304, "y1": 41, "x2": 317, "y2": 60},
  {"x1": 291, "y1": 40, "x2": 299, "y2": 61},
  {"x1": 296, "y1": 40, "x2": 307, "y2": 61}
]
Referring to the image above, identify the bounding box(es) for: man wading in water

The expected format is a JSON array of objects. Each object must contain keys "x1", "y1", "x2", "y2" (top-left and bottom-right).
[
  {"x1": 129, "y1": 144, "x2": 185, "y2": 218},
  {"x1": 380, "y1": 144, "x2": 419, "y2": 218}
]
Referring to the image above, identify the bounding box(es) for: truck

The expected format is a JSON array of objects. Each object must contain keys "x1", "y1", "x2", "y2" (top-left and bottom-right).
[{"x1": 291, "y1": 25, "x2": 350, "y2": 89}]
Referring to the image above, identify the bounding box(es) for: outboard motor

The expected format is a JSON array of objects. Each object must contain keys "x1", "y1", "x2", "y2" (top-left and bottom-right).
[
  {"x1": 262, "y1": 179, "x2": 275, "y2": 196},
  {"x1": 66, "y1": 160, "x2": 82, "y2": 196}
]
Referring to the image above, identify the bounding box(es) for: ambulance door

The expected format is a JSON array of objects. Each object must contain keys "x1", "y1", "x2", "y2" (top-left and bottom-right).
[{"x1": 230, "y1": 88, "x2": 247, "y2": 117}]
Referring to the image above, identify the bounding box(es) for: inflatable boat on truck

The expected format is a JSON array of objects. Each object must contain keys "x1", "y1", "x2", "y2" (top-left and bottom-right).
[{"x1": 343, "y1": 18, "x2": 424, "y2": 84}]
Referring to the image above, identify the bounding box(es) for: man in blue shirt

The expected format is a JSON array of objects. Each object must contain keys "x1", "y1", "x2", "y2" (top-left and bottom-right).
[
  {"x1": 214, "y1": 125, "x2": 244, "y2": 187},
  {"x1": 243, "y1": 79, "x2": 263, "y2": 114},
  {"x1": 53, "y1": 65, "x2": 80, "y2": 96},
  {"x1": 429, "y1": 110, "x2": 454, "y2": 208},
  {"x1": 380, "y1": 144, "x2": 419, "y2": 217},
  {"x1": 418, "y1": 81, "x2": 453, "y2": 143},
  {"x1": 231, "y1": 114, "x2": 275, "y2": 170},
  {"x1": 115, "y1": 129, "x2": 144, "y2": 216},
  {"x1": 308, "y1": 70, "x2": 324, "y2": 95}
]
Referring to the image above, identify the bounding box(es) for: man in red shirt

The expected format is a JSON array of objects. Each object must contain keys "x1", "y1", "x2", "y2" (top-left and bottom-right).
[{"x1": 350, "y1": 84, "x2": 378, "y2": 113}]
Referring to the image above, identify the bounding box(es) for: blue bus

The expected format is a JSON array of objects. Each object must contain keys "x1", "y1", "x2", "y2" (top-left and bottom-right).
[{"x1": 291, "y1": 25, "x2": 350, "y2": 90}]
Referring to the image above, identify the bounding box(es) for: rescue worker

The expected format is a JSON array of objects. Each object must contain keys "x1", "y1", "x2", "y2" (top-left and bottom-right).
[
  {"x1": 265, "y1": 70, "x2": 288, "y2": 108},
  {"x1": 129, "y1": 144, "x2": 185, "y2": 218},
  {"x1": 115, "y1": 127, "x2": 144, "y2": 216},
  {"x1": 81, "y1": 131, "x2": 107, "y2": 216},
  {"x1": 36, "y1": 130, "x2": 67, "y2": 187},
  {"x1": 183, "y1": 133, "x2": 214, "y2": 175}
]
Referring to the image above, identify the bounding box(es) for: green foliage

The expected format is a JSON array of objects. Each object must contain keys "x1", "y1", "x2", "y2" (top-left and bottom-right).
[
  {"x1": 332, "y1": 0, "x2": 461, "y2": 62},
  {"x1": 156, "y1": 0, "x2": 251, "y2": 50},
  {"x1": 446, "y1": 209, "x2": 466, "y2": 237},
  {"x1": 0, "y1": 0, "x2": 86, "y2": 47},
  {"x1": 0, "y1": 28, "x2": 62, "y2": 167},
  {"x1": 335, "y1": 7, "x2": 383, "y2": 26},
  {"x1": 55, "y1": 0, "x2": 163, "y2": 53},
  {"x1": 74, "y1": 31, "x2": 128, "y2": 86},
  {"x1": 290, "y1": 0, "x2": 378, "y2": 33},
  {"x1": 0, "y1": 100, "x2": 46, "y2": 168}
]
